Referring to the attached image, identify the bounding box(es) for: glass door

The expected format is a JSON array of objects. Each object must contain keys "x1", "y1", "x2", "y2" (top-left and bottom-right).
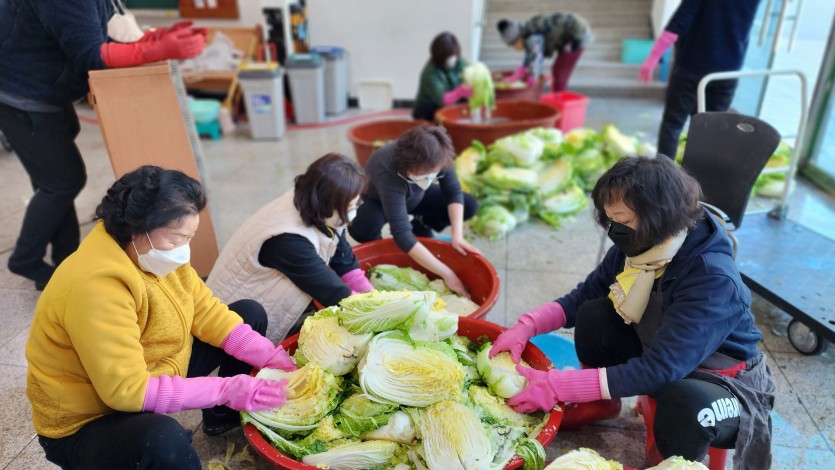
[{"x1": 802, "y1": 36, "x2": 835, "y2": 193}]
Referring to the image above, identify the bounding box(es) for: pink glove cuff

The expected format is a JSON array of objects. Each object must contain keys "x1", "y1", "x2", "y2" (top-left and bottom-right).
[
  {"x1": 548, "y1": 368, "x2": 602, "y2": 403},
  {"x1": 523, "y1": 302, "x2": 567, "y2": 335},
  {"x1": 221, "y1": 323, "x2": 291, "y2": 370},
  {"x1": 143, "y1": 375, "x2": 186, "y2": 413},
  {"x1": 647, "y1": 30, "x2": 678, "y2": 64},
  {"x1": 341, "y1": 268, "x2": 374, "y2": 293}
]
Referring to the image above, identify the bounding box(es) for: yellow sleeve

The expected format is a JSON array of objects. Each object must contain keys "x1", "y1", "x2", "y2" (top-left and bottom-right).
[
  {"x1": 190, "y1": 267, "x2": 243, "y2": 347},
  {"x1": 62, "y1": 266, "x2": 150, "y2": 412}
]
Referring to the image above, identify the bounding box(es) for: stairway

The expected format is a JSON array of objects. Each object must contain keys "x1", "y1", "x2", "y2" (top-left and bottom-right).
[{"x1": 480, "y1": 0, "x2": 667, "y2": 98}]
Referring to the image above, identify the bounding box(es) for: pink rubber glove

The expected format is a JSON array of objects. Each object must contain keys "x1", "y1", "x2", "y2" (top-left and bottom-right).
[
  {"x1": 526, "y1": 76, "x2": 537, "y2": 87},
  {"x1": 638, "y1": 30, "x2": 678, "y2": 83},
  {"x1": 504, "y1": 64, "x2": 528, "y2": 83},
  {"x1": 143, "y1": 374, "x2": 288, "y2": 413},
  {"x1": 507, "y1": 366, "x2": 602, "y2": 413},
  {"x1": 221, "y1": 323, "x2": 297, "y2": 371},
  {"x1": 442, "y1": 84, "x2": 474, "y2": 106},
  {"x1": 101, "y1": 28, "x2": 205, "y2": 68},
  {"x1": 489, "y1": 302, "x2": 567, "y2": 362},
  {"x1": 340, "y1": 268, "x2": 374, "y2": 293}
]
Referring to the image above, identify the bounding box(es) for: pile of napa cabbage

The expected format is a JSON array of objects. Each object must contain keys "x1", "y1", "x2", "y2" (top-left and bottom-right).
[
  {"x1": 242, "y1": 290, "x2": 549, "y2": 470},
  {"x1": 456, "y1": 125, "x2": 657, "y2": 240}
]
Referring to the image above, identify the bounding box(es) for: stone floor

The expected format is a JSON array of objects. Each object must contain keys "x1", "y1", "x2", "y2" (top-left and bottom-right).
[{"x1": 0, "y1": 96, "x2": 833, "y2": 469}]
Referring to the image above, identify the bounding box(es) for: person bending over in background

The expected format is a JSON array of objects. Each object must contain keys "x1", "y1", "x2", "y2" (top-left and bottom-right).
[
  {"x1": 639, "y1": 0, "x2": 762, "y2": 158},
  {"x1": 207, "y1": 153, "x2": 374, "y2": 342},
  {"x1": 412, "y1": 32, "x2": 472, "y2": 121},
  {"x1": 0, "y1": 0, "x2": 205, "y2": 290},
  {"x1": 26, "y1": 166, "x2": 295, "y2": 470},
  {"x1": 349, "y1": 126, "x2": 479, "y2": 297},
  {"x1": 492, "y1": 157, "x2": 775, "y2": 468},
  {"x1": 497, "y1": 13, "x2": 592, "y2": 92}
]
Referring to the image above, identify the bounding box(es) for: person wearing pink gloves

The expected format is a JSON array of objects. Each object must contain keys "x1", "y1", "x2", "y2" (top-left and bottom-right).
[
  {"x1": 26, "y1": 166, "x2": 294, "y2": 469},
  {"x1": 0, "y1": 1, "x2": 205, "y2": 291},
  {"x1": 497, "y1": 13, "x2": 592, "y2": 92},
  {"x1": 207, "y1": 154, "x2": 374, "y2": 342},
  {"x1": 412, "y1": 32, "x2": 472, "y2": 121},
  {"x1": 491, "y1": 157, "x2": 775, "y2": 468},
  {"x1": 638, "y1": 0, "x2": 762, "y2": 158}
]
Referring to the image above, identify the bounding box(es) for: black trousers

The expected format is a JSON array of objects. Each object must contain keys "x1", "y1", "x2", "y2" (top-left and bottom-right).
[
  {"x1": 574, "y1": 297, "x2": 740, "y2": 461},
  {"x1": 349, "y1": 186, "x2": 478, "y2": 242},
  {"x1": 0, "y1": 102, "x2": 87, "y2": 284},
  {"x1": 656, "y1": 73, "x2": 738, "y2": 159},
  {"x1": 37, "y1": 299, "x2": 267, "y2": 470}
]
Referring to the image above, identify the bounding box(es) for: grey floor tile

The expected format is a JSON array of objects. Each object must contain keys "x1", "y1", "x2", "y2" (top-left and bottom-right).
[
  {"x1": 547, "y1": 426, "x2": 647, "y2": 468},
  {"x1": 0, "y1": 287, "x2": 37, "y2": 345},
  {"x1": 0, "y1": 364, "x2": 37, "y2": 469},
  {"x1": 768, "y1": 356, "x2": 832, "y2": 450},
  {"x1": 0, "y1": 328, "x2": 29, "y2": 368},
  {"x1": 771, "y1": 445, "x2": 835, "y2": 469},
  {"x1": 506, "y1": 206, "x2": 603, "y2": 274},
  {"x1": 467, "y1": 233, "x2": 507, "y2": 271},
  {"x1": 504, "y1": 269, "x2": 589, "y2": 326},
  {"x1": 770, "y1": 352, "x2": 835, "y2": 449},
  {"x1": 4, "y1": 439, "x2": 56, "y2": 470}
]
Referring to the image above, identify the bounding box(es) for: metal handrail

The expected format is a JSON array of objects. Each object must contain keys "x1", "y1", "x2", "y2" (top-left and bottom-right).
[{"x1": 697, "y1": 69, "x2": 808, "y2": 219}]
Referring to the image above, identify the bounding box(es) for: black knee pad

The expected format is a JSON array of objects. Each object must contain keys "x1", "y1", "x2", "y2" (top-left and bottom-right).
[
  {"x1": 654, "y1": 379, "x2": 740, "y2": 460},
  {"x1": 230, "y1": 299, "x2": 268, "y2": 335}
]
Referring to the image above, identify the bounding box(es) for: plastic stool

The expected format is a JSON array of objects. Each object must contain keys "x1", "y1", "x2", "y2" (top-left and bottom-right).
[
  {"x1": 195, "y1": 120, "x2": 221, "y2": 140},
  {"x1": 635, "y1": 395, "x2": 728, "y2": 469}
]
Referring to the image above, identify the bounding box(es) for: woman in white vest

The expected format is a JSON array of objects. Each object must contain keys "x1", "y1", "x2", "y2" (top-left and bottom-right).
[{"x1": 207, "y1": 154, "x2": 374, "y2": 341}]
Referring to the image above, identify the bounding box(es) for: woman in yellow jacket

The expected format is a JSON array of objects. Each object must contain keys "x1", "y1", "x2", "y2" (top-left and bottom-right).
[{"x1": 26, "y1": 166, "x2": 295, "y2": 469}]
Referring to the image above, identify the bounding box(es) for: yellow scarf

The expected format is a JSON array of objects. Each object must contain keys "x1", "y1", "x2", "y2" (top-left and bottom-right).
[{"x1": 608, "y1": 231, "x2": 687, "y2": 324}]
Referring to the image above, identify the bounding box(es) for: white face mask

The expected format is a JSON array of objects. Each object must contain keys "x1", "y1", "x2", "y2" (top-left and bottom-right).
[
  {"x1": 404, "y1": 172, "x2": 439, "y2": 191},
  {"x1": 133, "y1": 233, "x2": 190, "y2": 276},
  {"x1": 445, "y1": 55, "x2": 458, "y2": 70},
  {"x1": 107, "y1": 0, "x2": 144, "y2": 43},
  {"x1": 325, "y1": 207, "x2": 358, "y2": 229}
]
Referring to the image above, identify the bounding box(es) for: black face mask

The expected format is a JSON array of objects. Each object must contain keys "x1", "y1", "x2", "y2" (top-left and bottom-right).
[{"x1": 607, "y1": 221, "x2": 650, "y2": 257}]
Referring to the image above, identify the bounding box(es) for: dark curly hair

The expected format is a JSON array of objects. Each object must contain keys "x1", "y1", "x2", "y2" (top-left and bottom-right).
[
  {"x1": 294, "y1": 153, "x2": 366, "y2": 229},
  {"x1": 95, "y1": 166, "x2": 207, "y2": 248},
  {"x1": 592, "y1": 157, "x2": 704, "y2": 249},
  {"x1": 393, "y1": 126, "x2": 455, "y2": 176}
]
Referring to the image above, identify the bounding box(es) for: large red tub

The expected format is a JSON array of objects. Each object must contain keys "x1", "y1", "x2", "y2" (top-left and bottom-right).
[{"x1": 346, "y1": 119, "x2": 429, "y2": 166}]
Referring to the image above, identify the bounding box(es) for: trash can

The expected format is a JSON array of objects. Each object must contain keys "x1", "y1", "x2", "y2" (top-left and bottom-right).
[
  {"x1": 238, "y1": 64, "x2": 286, "y2": 140},
  {"x1": 311, "y1": 46, "x2": 348, "y2": 115},
  {"x1": 285, "y1": 53, "x2": 325, "y2": 124}
]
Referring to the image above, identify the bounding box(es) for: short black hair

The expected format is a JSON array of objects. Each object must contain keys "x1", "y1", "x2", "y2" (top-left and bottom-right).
[
  {"x1": 592, "y1": 157, "x2": 704, "y2": 248},
  {"x1": 430, "y1": 32, "x2": 461, "y2": 69},
  {"x1": 95, "y1": 166, "x2": 206, "y2": 248},
  {"x1": 393, "y1": 126, "x2": 455, "y2": 176},
  {"x1": 294, "y1": 153, "x2": 366, "y2": 229}
]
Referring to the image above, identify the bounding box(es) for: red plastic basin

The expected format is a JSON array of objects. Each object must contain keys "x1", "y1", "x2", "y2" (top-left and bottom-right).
[
  {"x1": 493, "y1": 70, "x2": 543, "y2": 101},
  {"x1": 436, "y1": 99, "x2": 559, "y2": 153},
  {"x1": 346, "y1": 119, "x2": 430, "y2": 166},
  {"x1": 243, "y1": 315, "x2": 563, "y2": 469}
]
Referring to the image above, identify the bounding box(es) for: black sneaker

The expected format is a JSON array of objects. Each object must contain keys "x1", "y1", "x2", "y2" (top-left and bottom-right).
[{"x1": 201, "y1": 406, "x2": 241, "y2": 436}]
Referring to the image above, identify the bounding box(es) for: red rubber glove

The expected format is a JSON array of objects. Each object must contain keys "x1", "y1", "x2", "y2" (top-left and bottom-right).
[
  {"x1": 490, "y1": 302, "x2": 567, "y2": 362},
  {"x1": 143, "y1": 374, "x2": 288, "y2": 413},
  {"x1": 140, "y1": 20, "x2": 208, "y2": 43},
  {"x1": 638, "y1": 30, "x2": 678, "y2": 83},
  {"x1": 221, "y1": 323, "x2": 297, "y2": 371},
  {"x1": 507, "y1": 366, "x2": 603, "y2": 413},
  {"x1": 340, "y1": 268, "x2": 374, "y2": 293},
  {"x1": 442, "y1": 84, "x2": 474, "y2": 106},
  {"x1": 101, "y1": 28, "x2": 205, "y2": 68}
]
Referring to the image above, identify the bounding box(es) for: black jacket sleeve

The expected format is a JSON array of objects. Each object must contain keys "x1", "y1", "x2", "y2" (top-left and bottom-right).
[
  {"x1": 258, "y1": 234, "x2": 352, "y2": 307},
  {"x1": 328, "y1": 230, "x2": 360, "y2": 277}
]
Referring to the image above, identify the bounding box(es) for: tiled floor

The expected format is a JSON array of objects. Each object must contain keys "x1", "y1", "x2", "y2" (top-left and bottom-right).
[{"x1": 0, "y1": 96, "x2": 833, "y2": 469}]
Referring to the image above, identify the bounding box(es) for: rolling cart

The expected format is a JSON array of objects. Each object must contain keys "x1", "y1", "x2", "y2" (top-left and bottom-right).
[{"x1": 696, "y1": 69, "x2": 834, "y2": 355}]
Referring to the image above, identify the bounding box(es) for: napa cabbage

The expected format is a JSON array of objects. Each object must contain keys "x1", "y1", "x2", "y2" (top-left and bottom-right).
[
  {"x1": 471, "y1": 204, "x2": 517, "y2": 240},
  {"x1": 415, "y1": 400, "x2": 494, "y2": 470},
  {"x1": 338, "y1": 290, "x2": 435, "y2": 333},
  {"x1": 301, "y1": 439, "x2": 400, "y2": 469},
  {"x1": 476, "y1": 342, "x2": 529, "y2": 399},
  {"x1": 294, "y1": 315, "x2": 373, "y2": 376}
]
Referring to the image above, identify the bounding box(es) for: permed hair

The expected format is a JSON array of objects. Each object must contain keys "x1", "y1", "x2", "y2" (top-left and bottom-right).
[
  {"x1": 294, "y1": 153, "x2": 367, "y2": 229},
  {"x1": 95, "y1": 166, "x2": 206, "y2": 248},
  {"x1": 392, "y1": 126, "x2": 455, "y2": 176},
  {"x1": 592, "y1": 157, "x2": 704, "y2": 248}
]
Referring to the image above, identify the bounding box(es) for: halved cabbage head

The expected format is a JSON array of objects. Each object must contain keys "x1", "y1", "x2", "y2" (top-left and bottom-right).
[
  {"x1": 408, "y1": 309, "x2": 459, "y2": 342},
  {"x1": 245, "y1": 363, "x2": 342, "y2": 432},
  {"x1": 295, "y1": 315, "x2": 373, "y2": 376},
  {"x1": 545, "y1": 448, "x2": 623, "y2": 470},
  {"x1": 417, "y1": 400, "x2": 494, "y2": 470},
  {"x1": 301, "y1": 439, "x2": 400, "y2": 469},
  {"x1": 367, "y1": 264, "x2": 433, "y2": 292},
  {"x1": 338, "y1": 290, "x2": 435, "y2": 333},
  {"x1": 359, "y1": 332, "x2": 465, "y2": 407},
  {"x1": 648, "y1": 456, "x2": 708, "y2": 469},
  {"x1": 362, "y1": 410, "x2": 416, "y2": 444},
  {"x1": 440, "y1": 293, "x2": 480, "y2": 316},
  {"x1": 476, "y1": 342, "x2": 529, "y2": 399},
  {"x1": 468, "y1": 385, "x2": 540, "y2": 428},
  {"x1": 333, "y1": 392, "x2": 398, "y2": 437}
]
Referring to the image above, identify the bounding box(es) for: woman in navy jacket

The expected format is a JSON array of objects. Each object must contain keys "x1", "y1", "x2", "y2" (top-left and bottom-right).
[{"x1": 491, "y1": 157, "x2": 775, "y2": 468}]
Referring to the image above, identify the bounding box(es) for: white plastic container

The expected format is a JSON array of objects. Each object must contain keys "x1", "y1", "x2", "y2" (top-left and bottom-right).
[{"x1": 238, "y1": 65, "x2": 286, "y2": 140}]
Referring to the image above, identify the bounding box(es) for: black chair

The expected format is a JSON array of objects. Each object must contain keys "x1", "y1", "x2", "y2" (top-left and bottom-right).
[{"x1": 680, "y1": 112, "x2": 781, "y2": 255}]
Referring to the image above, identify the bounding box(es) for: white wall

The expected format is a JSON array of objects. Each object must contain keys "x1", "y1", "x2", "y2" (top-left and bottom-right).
[
  {"x1": 306, "y1": 0, "x2": 480, "y2": 100},
  {"x1": 651, "y1": 0, "x2": 681, "y2": 37}
]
